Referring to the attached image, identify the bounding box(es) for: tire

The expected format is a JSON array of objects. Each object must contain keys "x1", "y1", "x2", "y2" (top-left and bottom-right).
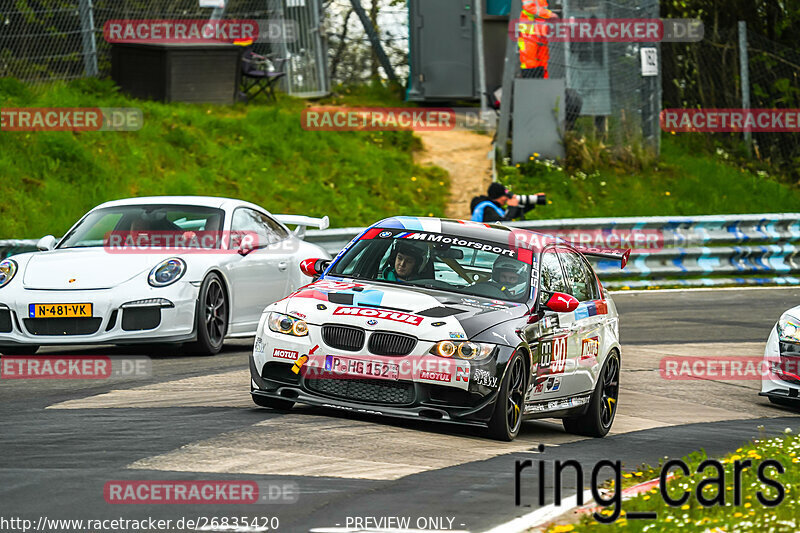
[
  {"x1": 769, "y1": 396, "x2": 800, "y2": 409},
  {"x1": 251, "y1": 390, "x2": 295, "y2": 410},
  {"x1": 563, "y1": 350, "x2": 620, "y2": 438},
  {"x1": 487, "y1": 352, "x2": 527, "y2": 441},
  {"x1": 187, "y1": 273, "x2": 228, "y2": 356},
  {"x1": 0, "y1": 345, "x2": 40, "y2": 355}
]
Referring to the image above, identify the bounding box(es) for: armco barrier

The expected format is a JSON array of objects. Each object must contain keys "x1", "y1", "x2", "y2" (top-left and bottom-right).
[
  {"x1": 0, "y1": 239, "x2": 38, "y2": 260},
  {"x1": 3, "y1": 214, "x2": 800, "y2": 289},
  {"x1": 301, "y1": 214, "x2": 800, "y2": 289}
]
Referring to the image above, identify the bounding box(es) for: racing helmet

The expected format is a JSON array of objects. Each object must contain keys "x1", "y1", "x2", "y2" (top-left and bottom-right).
[
  {"x1": 390, "y1": 239, "x2": 431, "y2": 277},
  {"x1": 492, "y1": 256, "x2": 528, "y2": 292}
]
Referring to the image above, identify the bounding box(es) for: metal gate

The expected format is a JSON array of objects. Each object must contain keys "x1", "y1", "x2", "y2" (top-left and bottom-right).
[
  {"x1": 0, "y1": 0, "x2": 330, "y2": 98},
  {"x1": 258, "y1": 0, "x2": 330, "y2": 98}
]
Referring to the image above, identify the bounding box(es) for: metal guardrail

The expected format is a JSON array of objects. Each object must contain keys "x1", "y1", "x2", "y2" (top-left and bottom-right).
[
  {"x1": 4, "y1": 214, "x2": 800, "y2": 289},
  {"x1": 302, "y1": 214, "x2": 800, "y2": 289}
]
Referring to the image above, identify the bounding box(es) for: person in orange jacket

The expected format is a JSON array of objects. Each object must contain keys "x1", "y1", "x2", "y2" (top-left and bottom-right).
[{"x1": 518, "y1": 0, "x2": 557, "y2": 78}]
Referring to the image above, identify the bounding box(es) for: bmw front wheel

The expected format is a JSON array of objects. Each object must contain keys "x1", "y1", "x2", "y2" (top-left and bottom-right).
[{"x1": 487, "y1": 352, "x2": 527, "y2": 441}]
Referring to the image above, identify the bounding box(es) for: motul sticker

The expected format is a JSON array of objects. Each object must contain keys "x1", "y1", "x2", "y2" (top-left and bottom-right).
[
  {"x1": 419, "y1": 370, "x2": 450, "y2": 382},
  {"x1": 273, "y1": 349, "x2": 299, "y2": 361},
  {"x1": 581, "y1": 337, "x2": 599, "y2": 360},
  {"x1": 333, "y1": 306, "x2": 423, "y2": 326}
]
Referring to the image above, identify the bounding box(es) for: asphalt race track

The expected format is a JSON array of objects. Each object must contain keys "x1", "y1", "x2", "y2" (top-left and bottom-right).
[{"x1": 2, "y1": 287, "x2": 800, "y2": 533}]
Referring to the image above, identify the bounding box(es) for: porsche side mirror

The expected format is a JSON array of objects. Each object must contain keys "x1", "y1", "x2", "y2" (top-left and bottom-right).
[
  {"x1": 545, "y1": 292, "x2": 579, "y2": 313},
  {"x1": 300, "y1": 258, "x2": 330, "y2": 277},
  {"x1": 37, "y1": 235, "x2": 57, "y2": 251}
]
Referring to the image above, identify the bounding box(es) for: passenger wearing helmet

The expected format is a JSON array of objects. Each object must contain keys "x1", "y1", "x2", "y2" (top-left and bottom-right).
[
  {"x1": 380, "y1": 240, "x2": 430, "y2": 282},
  {"x1": 490, "y1": 257, "x2": 528, "y2": 295}
]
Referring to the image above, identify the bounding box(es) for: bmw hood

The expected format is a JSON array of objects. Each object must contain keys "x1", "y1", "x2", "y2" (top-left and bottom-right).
[
  {"x1": 273, "y1": 278, "x2": 529, "y2": 341},
  {"x1": 21, "y1": 249, "x2": 171, "y2": 290}
]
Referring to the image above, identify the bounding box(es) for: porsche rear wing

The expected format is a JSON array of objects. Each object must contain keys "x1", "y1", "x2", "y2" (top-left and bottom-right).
[
  {"x1": 574, "y1": 246, "x2": 631, "y2": 269},
  {"x1": 274, "y1": 215, "x2": 330, "y2": 239}
]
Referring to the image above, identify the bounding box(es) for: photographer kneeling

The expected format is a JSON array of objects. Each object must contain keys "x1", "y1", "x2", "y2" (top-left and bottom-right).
[{"x1": 470, "y1": 183, "x2": 546, "y2": 223}]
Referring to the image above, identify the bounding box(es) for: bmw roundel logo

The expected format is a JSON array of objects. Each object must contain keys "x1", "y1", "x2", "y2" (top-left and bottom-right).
[
  {"x1": 378, "y1": 231, "x2": 393, "y2": 238},
  {"x1": 367, "y1": 319, "x2": 378, "y2": 325}
]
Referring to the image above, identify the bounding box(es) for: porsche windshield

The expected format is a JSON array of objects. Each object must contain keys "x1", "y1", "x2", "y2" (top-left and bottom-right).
[
  {"x1": 58, "y1": 205, "x2": 225, "y2": 249},
  {"x1": 330, "y1": 231, "x2": 532, "y2": 302}
]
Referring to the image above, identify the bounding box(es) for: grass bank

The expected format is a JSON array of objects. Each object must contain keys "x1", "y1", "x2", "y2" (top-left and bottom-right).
[
  {"x1": 0, "y1": 78, "x2": 447, "y2": 238},
  {"x1": 550, "y1": 429, "x2": 800, "y2": 532}
]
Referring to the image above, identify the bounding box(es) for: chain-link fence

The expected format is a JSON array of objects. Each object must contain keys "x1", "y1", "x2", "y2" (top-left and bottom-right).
[
  {"x1": 0, "y1": 0, "x2": 329, "y2": 97},
  {"x1": 662, "y1": 24, "x2": 800, "y2": 181},
  {"x1": 544, "y1": 0, "x2": 661, "y2": 154}
]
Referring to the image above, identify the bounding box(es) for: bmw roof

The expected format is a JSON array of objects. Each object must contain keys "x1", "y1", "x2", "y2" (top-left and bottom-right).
[{"x1": 369, "y1": 216, "x2": 565, "y2": 251}]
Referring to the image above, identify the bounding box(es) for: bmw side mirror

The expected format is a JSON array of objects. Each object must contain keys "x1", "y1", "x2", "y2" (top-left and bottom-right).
[
  {"x1": 37, "y1": 235, "x2": 57, "y2": 251},
  {"x1": 300, "y1": 258, "x2": 330, "y2": 278},
  {"x1": 545, "y1": 292, "x2": 579, "y2": 313}
]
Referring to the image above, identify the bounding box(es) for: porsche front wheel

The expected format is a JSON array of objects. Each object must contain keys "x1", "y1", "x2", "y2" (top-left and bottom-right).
[{"x1": 188, "y1": 273, "x2": 228, "y2": 356}]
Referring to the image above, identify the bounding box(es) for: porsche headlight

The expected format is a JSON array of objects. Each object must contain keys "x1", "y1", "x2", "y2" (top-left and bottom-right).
[
  {"x1": 431, "y1": 340, "x2": 495, "y2": 361},
  {"x1": 268, "y1": 312, "x2": 308, "y2": 337},
  {"x1": 777, "y1": 313, "x2": 800, "y2": 343},
  {"x1": 148, "y1": 258, "x2": 186, "y2": 287},
  {"x1": 0, "y1": 259, "x2": 17, "y2": 289}
]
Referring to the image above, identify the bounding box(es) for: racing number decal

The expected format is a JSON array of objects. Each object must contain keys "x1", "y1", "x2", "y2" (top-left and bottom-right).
[
  {"x1": 552, "y1": 337, "x2": 567, "y2": 374},
  {"x1": 540, "y1": 336, "x2": 568, "y2": 374}
]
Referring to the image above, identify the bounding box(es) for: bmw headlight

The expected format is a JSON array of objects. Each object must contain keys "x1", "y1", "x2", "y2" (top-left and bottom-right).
[
  {"x1": 268, "y1": 312, "x2": 308, "y2": 337},
  {"x1": 431, "y1": 340, "x2": 495, "y2": 361},
  {"x1": 148, "y1": 258, "x2": 186, "y2": 287},
  {"x1": 777, "y1": 313, "x2": 800, "y2": 343},
  {"x1": 0, "y1": 259, "x2": 17, "y2": 289}
]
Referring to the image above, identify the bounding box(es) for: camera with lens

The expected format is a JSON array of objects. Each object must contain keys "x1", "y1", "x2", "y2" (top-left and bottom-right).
[{"x1": 514, "y1": 193, "x2": 548, "y2": 206}]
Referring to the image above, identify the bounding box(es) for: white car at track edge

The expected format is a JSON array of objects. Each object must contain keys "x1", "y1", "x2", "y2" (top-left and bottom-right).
[
  {"x1": 0, "y1": 196, "x2": 330, "y2": 355},
  {"x1": 761, "y1": 306, "x2": 800, "y2": 407}
]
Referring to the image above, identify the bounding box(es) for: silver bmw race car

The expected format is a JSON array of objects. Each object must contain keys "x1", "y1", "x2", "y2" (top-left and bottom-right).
[{"x1": 249, "y1": 217, "x2": 630, "y2": 440}]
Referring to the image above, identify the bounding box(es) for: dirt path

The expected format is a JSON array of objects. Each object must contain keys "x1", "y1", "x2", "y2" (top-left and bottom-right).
[{"x1": 414, "y1": 130, "x2": 493, "y2": 220}]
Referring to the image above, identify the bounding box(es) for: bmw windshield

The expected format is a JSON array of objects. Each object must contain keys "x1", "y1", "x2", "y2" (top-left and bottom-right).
[{"x1": 329, "y1": 229, "x2": 533, "y2": 302}]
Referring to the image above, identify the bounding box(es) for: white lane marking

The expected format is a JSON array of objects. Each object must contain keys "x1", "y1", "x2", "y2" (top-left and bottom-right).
[
  {"x1": 481, "y1": 490, "x2": 593, "y2": 533},
  {"x1": 309, "y1": 527, "x2": 469, "y2": 533},
  {"x1": 311, "y1": 530, "x2": 469, "y2": 533}
]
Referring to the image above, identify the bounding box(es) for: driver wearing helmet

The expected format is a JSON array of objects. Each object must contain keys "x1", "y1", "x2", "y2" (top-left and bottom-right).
[
  {"x1": 380, "y1": 240, "x2": 430, "y2": 282},
  {"x1": 491, "y1": 256, "x2": 528, "y2": 294}
]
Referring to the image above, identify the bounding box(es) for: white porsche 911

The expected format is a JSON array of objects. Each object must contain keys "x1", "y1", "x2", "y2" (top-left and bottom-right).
[
  {"x1": 761, "y1": 306, "x2": 800, "y2": 407},
  {"x1": 0, "y1": 196, "x2": 330, "y2": 355}
]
